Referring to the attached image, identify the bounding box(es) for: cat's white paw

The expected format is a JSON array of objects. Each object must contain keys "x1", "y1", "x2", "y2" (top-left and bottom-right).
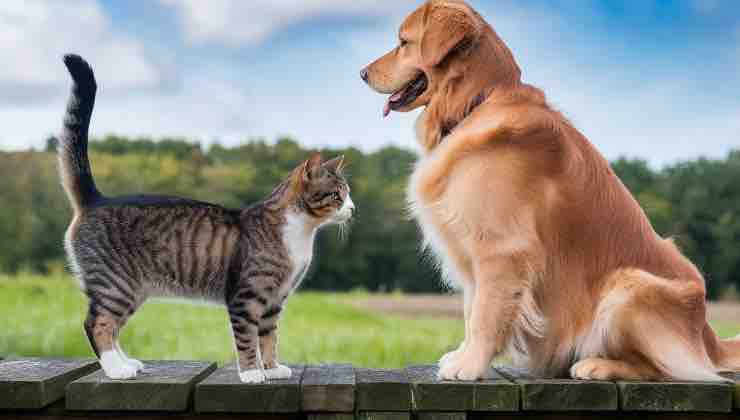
[
  {"x1": 125, "y1": 357, "x2": 145, "y2": 371},
  {"x1": 239, "y1": 368, "x2": 267, "y2": 384},
  {"x1": 115, "y1": 342, "x2": 144, "y2": 372},
  {"x1": 100, "y1": 350, "x2": 138, "y2": 380},
  {"x1": 265, "y1": 364, "x2": 292, "y2": 380}
]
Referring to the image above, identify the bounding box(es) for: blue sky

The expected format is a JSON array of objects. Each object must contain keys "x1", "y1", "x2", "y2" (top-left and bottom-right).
[{"x1": 1, "y1": 0, "x2": 738, "y2": 166}]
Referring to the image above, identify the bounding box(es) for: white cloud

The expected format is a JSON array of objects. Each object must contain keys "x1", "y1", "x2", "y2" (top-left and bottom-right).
[
  {"x1": 0, "y1": 0, "x2": 161, "y2": 104},
  {"x1": 160, "y1": 0, "x2": 416, "y2": 47},
  {"x1": 0, "y1": 72, "x2": 255, "y2": 149}
]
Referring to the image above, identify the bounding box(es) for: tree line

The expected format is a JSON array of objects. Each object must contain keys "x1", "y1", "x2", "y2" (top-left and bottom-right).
[{"x1": 1, "y1": 136, "x2": 738, "y2": 298}]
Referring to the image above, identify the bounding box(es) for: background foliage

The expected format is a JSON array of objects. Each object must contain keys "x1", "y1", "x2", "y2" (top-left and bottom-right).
[{"x1": 1, "y1": 136, "x2": 738, "y2": 298}]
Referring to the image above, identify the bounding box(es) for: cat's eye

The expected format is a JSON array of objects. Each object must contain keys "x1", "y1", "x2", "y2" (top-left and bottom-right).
[
  {"x1": 332, "y1": 192, "x2": 342, "y2": 201},
  {"x1": 399, "y1": 38, "x2": 408, "y2": 47}
]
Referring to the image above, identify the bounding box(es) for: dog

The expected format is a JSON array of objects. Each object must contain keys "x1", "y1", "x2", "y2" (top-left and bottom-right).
[{"x1": 361, "y1": 0, "x2": 740, "y2": 381}]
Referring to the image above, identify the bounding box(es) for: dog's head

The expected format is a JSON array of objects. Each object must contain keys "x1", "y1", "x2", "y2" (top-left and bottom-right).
[
  {"x1": 361, "y1": 0, "x2": 484, "y2": 117},
  {"x1": 361, "y1": 0, "x2": 521, "y2": 135}
]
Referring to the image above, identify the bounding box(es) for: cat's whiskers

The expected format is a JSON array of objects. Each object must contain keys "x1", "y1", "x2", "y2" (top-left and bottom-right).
[{"x1": 337, "y1": 221, "x2": 347, "y2": 241}]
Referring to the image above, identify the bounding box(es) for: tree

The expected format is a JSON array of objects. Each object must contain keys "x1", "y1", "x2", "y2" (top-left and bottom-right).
[{"x1": 0, "y1": 137, "x2": 738, "y2": 297}]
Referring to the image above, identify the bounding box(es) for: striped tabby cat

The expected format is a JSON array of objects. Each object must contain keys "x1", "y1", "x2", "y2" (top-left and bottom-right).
[{"x1": 58, "y1": 55, "x2": 355, "y2": 383}]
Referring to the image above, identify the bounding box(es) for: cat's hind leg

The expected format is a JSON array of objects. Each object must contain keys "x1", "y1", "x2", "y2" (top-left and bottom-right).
[
  {"x1": 112, "y1": 298, "x2": 145, "y2": 372},
  {"x1": 84, "y1": 275, "x2": 143, "y2": 380},
  {"x1": 85, "y1": 302, "x2": 138, "y2": 380},
  {"x1": 112, "y1": 304, "x2": 145, "y2": 372},
  {"x1": 114, "y1": 340, "x2": 144, "y2": 372}
]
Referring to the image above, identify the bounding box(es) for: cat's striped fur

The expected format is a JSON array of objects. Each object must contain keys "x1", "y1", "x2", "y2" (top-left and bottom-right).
[{"x1": 59, "y1": 55, "x2": 355, "y2": 382}]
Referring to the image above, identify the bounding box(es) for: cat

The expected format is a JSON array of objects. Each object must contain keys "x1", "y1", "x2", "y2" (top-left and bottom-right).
[{"x1": 58, "y1": 54, "x2": 355, "y2": 383}]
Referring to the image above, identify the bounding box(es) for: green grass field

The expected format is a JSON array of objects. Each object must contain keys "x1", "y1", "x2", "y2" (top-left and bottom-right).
[
  {"x1": 0, "y1": 274, "x2": 464, "y2": 367},
  {"x1": 1, "y1": 274, "x2": 738, "y2": 368},
  {"x1": 712, "y1": 320, "x2": 740, "y2": 339}
]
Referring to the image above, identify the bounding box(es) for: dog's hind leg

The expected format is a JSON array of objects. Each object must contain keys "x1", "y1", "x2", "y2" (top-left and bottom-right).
[
  {"x1": 705, "y1": 322, "x2": 740, "y2": 372},
  {"x1": 570, "y1": 357, "x2": 652, "y2": 381},
  {"x1": 573, "y1": 268, "x2": 726, "y2": 382}
]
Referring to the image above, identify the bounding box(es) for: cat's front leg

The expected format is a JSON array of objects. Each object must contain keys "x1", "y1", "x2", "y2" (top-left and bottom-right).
[
  {"x1": 260, "y1": 305, "x2": 291, "y2": 379},
  {"x1": 260, "y1": 330, "x2": 291, "y2": 380},
  {"x1": 227, "y1": 299, "x2": 266, "y2": 383}
]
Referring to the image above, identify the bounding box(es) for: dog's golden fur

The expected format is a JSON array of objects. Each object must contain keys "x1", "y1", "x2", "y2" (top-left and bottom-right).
[{"x1": 362, "y1": 0, "x2": 740, "y2": 381}]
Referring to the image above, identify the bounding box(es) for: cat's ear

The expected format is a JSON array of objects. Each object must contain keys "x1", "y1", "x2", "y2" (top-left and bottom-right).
[
  {"x1": 302, "y1": 153, "x2": 323, "y2": 182},
  {"x1": 322, "y1": 155, "x2": 345, "y2": 174}
]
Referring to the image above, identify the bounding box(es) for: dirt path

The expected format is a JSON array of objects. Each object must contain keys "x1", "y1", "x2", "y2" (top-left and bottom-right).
[{"x1": 356, "y1": 294, "x2": 740, "y2": 323}]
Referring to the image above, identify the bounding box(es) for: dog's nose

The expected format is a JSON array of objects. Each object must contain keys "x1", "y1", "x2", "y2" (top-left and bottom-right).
[{"x1": 360, "y1": 68, "x2": 369, "y2": 83}]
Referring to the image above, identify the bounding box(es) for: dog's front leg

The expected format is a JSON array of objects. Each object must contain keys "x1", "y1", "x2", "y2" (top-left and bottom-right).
[
  {"x1": 438, "y1": 256, "x2": 526, "y2": 381},
  {"x1": 439, "y1": 283, "x2": 474, "y2": 368}
]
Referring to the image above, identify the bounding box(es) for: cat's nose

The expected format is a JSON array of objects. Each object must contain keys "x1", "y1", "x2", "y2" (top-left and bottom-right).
[{"x1": 360, "y1": 68, "x2": 369, "y2": 83}]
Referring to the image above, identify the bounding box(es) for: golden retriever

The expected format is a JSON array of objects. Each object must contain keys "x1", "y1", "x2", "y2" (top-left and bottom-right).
[{"x1": 361, "y1": 0, "x2": 740, "y2": 381}]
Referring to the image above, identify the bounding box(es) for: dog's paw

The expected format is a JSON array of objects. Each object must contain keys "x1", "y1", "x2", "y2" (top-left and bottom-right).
[
  {"x1": 438, "y1": 362, "x2": 456, "y2": 380},
  {"x1": 439, "y1": 348, "x2": 463, "y2": 368},
  {"x1": 570, "y1": 358, "x2": 613, "y2": 381},
  {"x1": 438, "y1": 354, "x2": 488, "y2": 381},
  {"x1": 100, "y1": 350, "x2": 138, "y2": 380},
  {"x1": 239, "y1": 368, "x2": 267, "y2": 384},
  {"x1": 265, "y1": 364, "x2": 292, "y2": 380}
]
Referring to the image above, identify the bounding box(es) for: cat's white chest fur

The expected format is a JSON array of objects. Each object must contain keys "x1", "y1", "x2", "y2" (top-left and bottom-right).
[{"x1": 281, "y1": 211, "x2": 315, "y2": 294}]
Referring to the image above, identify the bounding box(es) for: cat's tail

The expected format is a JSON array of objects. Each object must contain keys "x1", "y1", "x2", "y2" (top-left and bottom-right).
[{"x1": 59, "y1": 54, "x2": 102, "y2": 215}]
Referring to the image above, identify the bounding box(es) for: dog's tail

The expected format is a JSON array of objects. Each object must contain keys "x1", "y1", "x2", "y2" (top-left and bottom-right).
[{"x1": 59, "y1": 54, "x2": 102, "y2": 215}]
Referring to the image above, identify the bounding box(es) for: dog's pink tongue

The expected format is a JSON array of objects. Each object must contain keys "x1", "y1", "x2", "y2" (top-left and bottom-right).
[{"x1": 384, "y1": 91, "x2": 404, "y2": 118}]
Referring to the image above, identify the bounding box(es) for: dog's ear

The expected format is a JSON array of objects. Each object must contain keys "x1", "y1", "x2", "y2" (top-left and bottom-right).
[{"x1": 421, "y1": 3, "x2": 480, "y2": 68}]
